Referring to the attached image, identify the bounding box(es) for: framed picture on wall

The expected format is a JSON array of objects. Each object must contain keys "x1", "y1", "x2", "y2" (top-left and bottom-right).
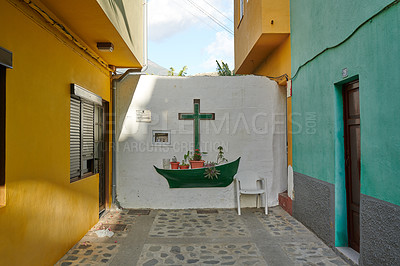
[{"x1": 152, "y1": 130, "x2": 171, "y2": 146}]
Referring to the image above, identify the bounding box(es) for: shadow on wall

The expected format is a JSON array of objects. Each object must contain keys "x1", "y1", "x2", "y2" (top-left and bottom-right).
[
  {"x1": 116, "y1": 74, "x2": 142, "y2": 140},
  {"x1": 106, "y1": 0, "x2": 133, "y2": 42}
]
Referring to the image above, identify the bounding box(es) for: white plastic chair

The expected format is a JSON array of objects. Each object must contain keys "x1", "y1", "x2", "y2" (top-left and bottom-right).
[{"x1": 234, "y1": 171, "x2": 268, "y2": 215}]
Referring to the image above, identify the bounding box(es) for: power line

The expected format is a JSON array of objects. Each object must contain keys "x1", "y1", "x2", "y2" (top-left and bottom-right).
[
  {"x1": 169, "y1": 0, "x2": 234, "y2": 36},
  {"x1": 185, "y1": 0, "x2": 233, "y2": 35},
  {"x1": 170, "y1": 0, "x2": 222, "y2": 34},
  {"x1": 201, "y1": 0, "x2": 234, "y2": 24},
  {"x1": 186, "y1": 0, "x2": 233, "y2": 35}
]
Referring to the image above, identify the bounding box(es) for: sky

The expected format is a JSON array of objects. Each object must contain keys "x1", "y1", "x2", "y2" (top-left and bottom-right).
[{"x1": 147, "y1": 0, "x2": 234, "y2": 75}]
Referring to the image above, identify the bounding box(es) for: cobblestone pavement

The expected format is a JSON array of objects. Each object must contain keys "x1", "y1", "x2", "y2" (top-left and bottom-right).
[
  {"x1": 149, "y1": 209, "x2": 249, "y2": 238},
  {"x1": 56, "y1": 207, "x2": 349, "y2": 266}
]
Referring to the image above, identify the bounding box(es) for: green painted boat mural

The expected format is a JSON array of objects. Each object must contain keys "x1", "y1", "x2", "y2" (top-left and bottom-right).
[{"x1": 154, "y1": 158, "x2": 241, "y2": 188}]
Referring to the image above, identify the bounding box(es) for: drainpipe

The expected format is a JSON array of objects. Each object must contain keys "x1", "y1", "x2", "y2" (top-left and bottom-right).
[{"x1": 111, "y1": 0, "x2": 148, "y2": 206}]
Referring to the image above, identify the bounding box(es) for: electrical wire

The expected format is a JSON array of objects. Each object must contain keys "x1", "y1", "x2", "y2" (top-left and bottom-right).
[
  {"x1": 170, "y1": 0, "x2": 222, "y2": 34},
  {"x1": 200, "y1": 0, "x2": 234, "y2": 24},
  {"x1": 265, "y1": 74, "x2": 289, "y2": 82},
  {"x1": 291, "y1": 0, "x2": 399, "y2": 81},
  {"x1": 185, "y1": 0, "x2": 233, "y2": 35},
  {"x1": 21, "y1": 0, "x2": 112, "y2": 71},
  {"x1": 266, "y1": 74, "x2": 288, "y2": 80},
  {"x1": 188, "y1": 0, "x2": 233, "y2": 35}
]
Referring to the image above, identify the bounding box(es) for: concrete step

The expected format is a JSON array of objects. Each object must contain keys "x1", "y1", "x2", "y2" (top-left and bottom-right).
[{"x1": 279, "y1": 191, "x2": 292, "y2": 215}]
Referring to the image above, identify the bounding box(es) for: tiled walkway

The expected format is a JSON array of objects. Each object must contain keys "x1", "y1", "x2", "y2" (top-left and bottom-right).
[{"x1": 56, "y1": 207, "x2": 349, "y2": 266}]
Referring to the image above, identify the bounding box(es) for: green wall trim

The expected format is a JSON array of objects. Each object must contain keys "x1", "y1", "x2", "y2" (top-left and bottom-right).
[{"x1": 333, "y1": 78, "x2": 353, "y2": 247}]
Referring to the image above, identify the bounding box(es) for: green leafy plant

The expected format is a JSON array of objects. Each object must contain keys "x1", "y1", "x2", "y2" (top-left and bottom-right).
[
  {"x1": 216, "y1": 60, "x2": 234, "y2": 76},
  {"x1": 168, "y1": 67, "x2": 175, "y2": 76},
  {"x1": 204, "y1": 162, "x2": 220, "y2": 179},
  {"x1": 168, "y1": 66, "x2": 188, "y2": 76},
  {"x1": 216, "y1": 146, "x2": 228, "y2": 165},
  {"x1": 193, "y1": 149, "x2": 202, "y2": 161},
  {"x1": 181, "y1": 151, "x2": 190, "y2": 166},
  {"x1": 178, "y1": 66, "x2": 188, "y2": 76},
  {"x1": 188, "y1": 149, "x2": 207, "y2": 161}
]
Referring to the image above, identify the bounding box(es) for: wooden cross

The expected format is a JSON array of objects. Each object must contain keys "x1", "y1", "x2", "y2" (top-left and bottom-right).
[{"x1": 178, "y1": 99, "x2": 215, "y2": 151}]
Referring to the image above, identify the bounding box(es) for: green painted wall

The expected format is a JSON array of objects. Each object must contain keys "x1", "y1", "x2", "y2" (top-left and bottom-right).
[{"x1": 291, "y1": 0, "x2": 400, "y2": 207}]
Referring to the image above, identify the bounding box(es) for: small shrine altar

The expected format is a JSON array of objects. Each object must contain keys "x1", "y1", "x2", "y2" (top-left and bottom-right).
[
  {"x1": 154, "y1": 99, "x2": 240, "y2": 188},
  {"x1": 116, "y1": 75, "x2": 287, "y2": 209}
]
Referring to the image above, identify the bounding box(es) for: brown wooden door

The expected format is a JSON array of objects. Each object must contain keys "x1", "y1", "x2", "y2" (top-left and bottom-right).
[{"x1": 343, "y1": 80, "x2": 361, "y2": 252}]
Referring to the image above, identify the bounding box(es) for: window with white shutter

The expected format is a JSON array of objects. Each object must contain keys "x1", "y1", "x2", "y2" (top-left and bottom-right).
[
  {"x1": 81, "y1": 101, "x2": 94, "y2": 175},
  {"x1": 70, "y1": 97, "x2": 81, "y2": 179}
]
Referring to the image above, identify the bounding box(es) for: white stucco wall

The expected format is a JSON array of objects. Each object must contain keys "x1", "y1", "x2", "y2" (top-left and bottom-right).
[{"x1": 116, "y1": 75, "x2": 287, "y2": 209}]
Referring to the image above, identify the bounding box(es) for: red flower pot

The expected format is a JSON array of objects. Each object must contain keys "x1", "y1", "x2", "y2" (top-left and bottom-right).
[
  {"x1": 170, "y1": 162, "x2": 180, "y2": 169},
  {"x1": 189, "y1": 160, "x2": 205, "y2": 169},
  {"x1": 179, "y1": 165, "x2": 189, "y2": 169}
]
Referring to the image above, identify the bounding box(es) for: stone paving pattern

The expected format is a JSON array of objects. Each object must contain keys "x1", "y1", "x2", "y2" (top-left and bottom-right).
[
  {"x1": 137, "y1": 243, "x2": 267, "y2": 265},
  {"x1": 149, "y1": 209, "x2": 249, "y2": 238},
  {"x1": 56, "y1": 242, "x2": 119, "y2": 265},
  {"x1": 281, "y1": 243, "x2": 348, "y2": 266},
  {"x1": 56, "y1": 207, "x2": 349, "y2": 266},
  {"x1": 255, "y1": 208, "x2": 309, "y2": 236}
]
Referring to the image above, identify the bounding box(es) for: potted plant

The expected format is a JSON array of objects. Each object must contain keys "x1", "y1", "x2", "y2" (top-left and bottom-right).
[
  {"x1": 179, "y1": 151, "x2": 190, "y2": 169},
  {"x1": 189, "y1": 149, "x2": 205, "y2": 169},
  {"x1": 170, "y1": 156, "x2": 180, "y2": 169},
  {"x1": 216, "y1": 146, "x2": 228, "y2": 165},
  {"x1": 179, "y1": 160, "x2": 189, "y2": 169}
]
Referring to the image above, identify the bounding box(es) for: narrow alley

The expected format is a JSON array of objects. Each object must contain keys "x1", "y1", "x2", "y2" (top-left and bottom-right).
[
  {"x1": 57, "y1": 207, "x2": 349, "y2": 265},
  {"x1": 2, "y1": 0, "x2": 399, "y2": 265}
]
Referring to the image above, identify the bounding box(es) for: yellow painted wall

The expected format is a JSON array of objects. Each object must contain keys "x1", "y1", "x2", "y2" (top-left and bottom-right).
[
  {"x1": 234, "y1": 0, "x2": 262, "y2": 71},
  {"x1": 254, "y1": 36, "x2": 291, "y2": 78},
  {"x1": 0, "y1": 0, "x2": 112, "y2": 264},
  {"x1": 261, "y1": 0, "x2": 290, "y2": 34},
  {"x1": 234, "y1": 0, "x2": 290, "y2": 73}
]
